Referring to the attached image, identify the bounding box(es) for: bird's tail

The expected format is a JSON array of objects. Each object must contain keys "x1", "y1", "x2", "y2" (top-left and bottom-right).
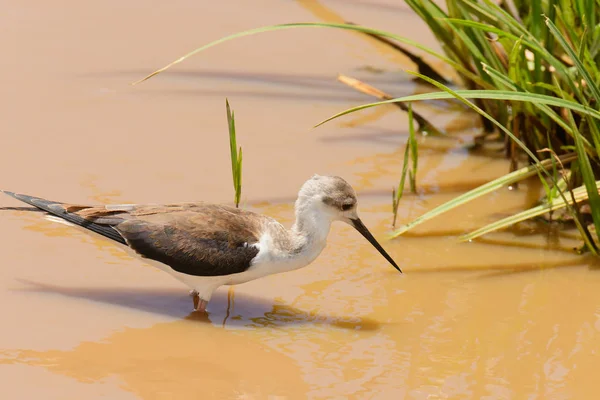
[
  {"x1": 1, "y1": 190, "x2": 126, "y2": 244},
  {"x1": 1, "y1": 190, "x2": 62, "y2": 213}
]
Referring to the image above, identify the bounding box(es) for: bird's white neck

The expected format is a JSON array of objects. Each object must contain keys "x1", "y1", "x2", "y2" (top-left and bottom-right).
[
  {"x1": 286, "y1": 197, "x2": 332, "y2": 265},
  {"x1": 292, "y1": 198, "x2": 331, "y2": 240},
  {"x1": 241, "y1": 197, "x2": 336, "y2": 286},
  {"x1": 248, "y1": 197, "x2": 333, "y2": 278}
]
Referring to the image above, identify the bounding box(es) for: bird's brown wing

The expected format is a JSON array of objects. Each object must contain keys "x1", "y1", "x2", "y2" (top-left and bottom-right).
[
  {"x1": 110, "y1": 204, "x2": 265, "y2": 276},
  {"x1": 2, "y1": 191, "x2": 264, "y2": 276}
]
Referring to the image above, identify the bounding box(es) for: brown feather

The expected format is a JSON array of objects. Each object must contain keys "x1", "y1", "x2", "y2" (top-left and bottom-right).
[
  {"x1": 62, "y1": 204, "x2": 92, "y2": 213},
  {"x1": 69, "y1": 202, "x2": 269, "y2": 276}
]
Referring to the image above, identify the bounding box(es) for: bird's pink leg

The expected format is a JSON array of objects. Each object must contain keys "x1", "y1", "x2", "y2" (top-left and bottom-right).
[
  {"x1": 189, "y1": 289, "x2": 208, "y2": 312},
  {"x1": 196, "y1": 299, "x2": 208, "y2": 313}
]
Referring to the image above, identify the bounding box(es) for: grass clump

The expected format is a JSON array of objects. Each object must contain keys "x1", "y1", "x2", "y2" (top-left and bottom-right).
[{"x1": 391, "y1": 0, "x2": 600, "y2": 251}]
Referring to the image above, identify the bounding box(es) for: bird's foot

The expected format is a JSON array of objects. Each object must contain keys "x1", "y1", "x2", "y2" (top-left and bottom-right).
[{"x1": 189, "y1": 290, "x2": 207, "y2": 313}]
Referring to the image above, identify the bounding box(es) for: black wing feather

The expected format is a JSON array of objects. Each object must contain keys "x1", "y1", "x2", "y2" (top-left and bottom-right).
[
  {"x1": 116, "y1": 220, "x2": 260, "y2": 277},
  {"x1": 1, "y1": 191, "x2": 127, "y2": 245}
]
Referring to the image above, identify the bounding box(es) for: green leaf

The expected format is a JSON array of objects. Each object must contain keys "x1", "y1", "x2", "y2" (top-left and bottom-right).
[
  {"x1": 390, "y1": 153, "x2": 576, "y2": 237},
  {"x1": 132, "y1": 22, "x2": 486, "y2": 87},
  {"x1": 531, "y1": 0, "x2": 543, "y2": 83},
  {"x1": 392, "y1": 102, "x2": 416, "y2": 228},
  {"x1": 226, "y1": 99, "x2": 242, "y2": 208},
  {"x1": 460, "y1": 182, "x2": 600, "y2": 241},
  {"x1": 315, "y1": 89, "x2": 600, "y2": 127},
  {"x1": 409, "y1": 104, "x2": 418, "y2": 193},
  {"x1": 545, "y1": 15, "x2": 600, "y2": 105},
  {"x1": 236, "y1": 147, "x2": 243, "y2": 207},
  {"x1": 482, "y1": 62, "x2": 517, "y2": 90},
  {"x1": 392, "y1": 139, "x2": 411, "y2": 228},
  {"x1": 443, "y1": 17, "x2": 587, "y2": 97},
  {"x1": 568, "y1": 110, "x2": 600, "y2": 246},
  {"x1": 483, "y1": 63, "x2": 576, "y2": 136}
]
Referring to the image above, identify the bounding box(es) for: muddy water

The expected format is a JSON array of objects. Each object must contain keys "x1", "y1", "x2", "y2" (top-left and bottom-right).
[{"x1": 1, "y1": 1, "x2": 600, "y2": 399}]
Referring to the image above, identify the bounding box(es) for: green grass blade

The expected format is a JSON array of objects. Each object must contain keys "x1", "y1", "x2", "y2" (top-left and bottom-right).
[
  {"x1": 482, "y1": 63, "x2": 518, "y2": 89},
  {"x1": 315, "y1": 89, "x2": 600, "y2": 127},
  {"x1": 408, "y1": 103, "x2": 418, "y2": 192},
  {"x1": 531, "y1": 0, "x2": 543, "y2": 83},
  {"x1": 483, "y1": 63, "x2": 577, "y2": 136},
  {"x1": 396, "y1": 72, "x2": 541, "y2": 167},
  {"x1": 226, "y1": 100, "x2": 238, "y2": 178},
  {"x1": 545, "y1": 16, "x2": 600, "y2": 105},
  {"x1": 132, "y1": 22, "x2": 486, "y2": 86},
  {"x1": 542, "y1": 0, "x2": 557, "y2": 86},
  {"x1": 390, "y1": 153, "x2": 576, "y2": 237},
  {"x1": 404, "y1": 0, "x2": 465, "y2": 64},
  {"x1": 393, "y1": 103, "x2": 416, "y2": 227},
  {"x1": 460, "y1": 182, "x2": 600, "y2": 241},
  {"x1": 236, "y1": 148, "x2": 243, "y2": 207},
  {"x1": 443, "y1": 19, "x2": 523, "y2": 44},
  {"x1": 568, "y1": 110, "x2": 600, "y2": 244},
  {"x1": 444, "y1": 17, "x2": 585, "y2": 95},
  {"x1": 443, "y1": 9, "x2": 505, "y2": 75},
  {"x1": 226, "y1": 99, "x2": 242, "y2": 208},
  {"x1": 478, "y1": 0, "x2": 531, "y2": 35},
  {"x1": 392, "y1": 139, "x2": 411, "y2": 228}
]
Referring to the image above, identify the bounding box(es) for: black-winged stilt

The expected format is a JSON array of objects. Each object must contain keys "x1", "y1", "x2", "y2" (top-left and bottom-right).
[{"x1": 2, "y1": 175, "x2": 401, "y2": 312}]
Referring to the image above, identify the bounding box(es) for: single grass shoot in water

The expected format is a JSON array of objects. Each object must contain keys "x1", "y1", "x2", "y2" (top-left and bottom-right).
[
  {"x1": 392, "y1": 103, "x2": 418, "y2": 228},
  {"x1": 226, "y1": 99, "x2": 242, "y2": 208}
]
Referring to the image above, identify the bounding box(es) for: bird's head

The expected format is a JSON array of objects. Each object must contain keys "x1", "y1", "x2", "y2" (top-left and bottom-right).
[{"x1": 296, "y1": 174, "x2": 402, "y2": 273}]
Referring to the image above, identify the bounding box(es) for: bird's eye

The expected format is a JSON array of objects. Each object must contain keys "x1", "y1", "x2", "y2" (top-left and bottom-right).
[{"x1": 341, "y1": 203, "x2": 354, "y2": 211}]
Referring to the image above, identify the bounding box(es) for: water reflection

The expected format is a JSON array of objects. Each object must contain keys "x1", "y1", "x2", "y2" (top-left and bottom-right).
[
  {"x1": 0, "y1": 317, "x2": 309, "y2": 399},
  {"x1": 14, "y1": 280, "x2": 381, "y2": 332},
  {"x1": 21, "y1": 216, "x2": 134, "y2": 263},
  {"x1": 248, "y1": 304, "x2": 380, "y2": 331}
]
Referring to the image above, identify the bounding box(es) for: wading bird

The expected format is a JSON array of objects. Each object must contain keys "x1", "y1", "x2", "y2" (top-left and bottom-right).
[{"x1": 2, "y1": 175, "x2": 401, "y2": 312}]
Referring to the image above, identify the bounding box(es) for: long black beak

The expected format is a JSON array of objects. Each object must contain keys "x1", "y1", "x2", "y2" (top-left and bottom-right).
[{"x1": 350, "y1": 218, "x2": 402, "y2": 273}]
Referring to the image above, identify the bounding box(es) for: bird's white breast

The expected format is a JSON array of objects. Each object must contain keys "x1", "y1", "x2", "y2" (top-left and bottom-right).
[{"x1": 228, "y1": 229, "x2": 326, "y2": 285}]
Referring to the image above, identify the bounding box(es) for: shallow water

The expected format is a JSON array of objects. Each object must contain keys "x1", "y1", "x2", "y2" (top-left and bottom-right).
[{"x1": 2, "y1": 1, "x2": 600, "y2": 399}]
